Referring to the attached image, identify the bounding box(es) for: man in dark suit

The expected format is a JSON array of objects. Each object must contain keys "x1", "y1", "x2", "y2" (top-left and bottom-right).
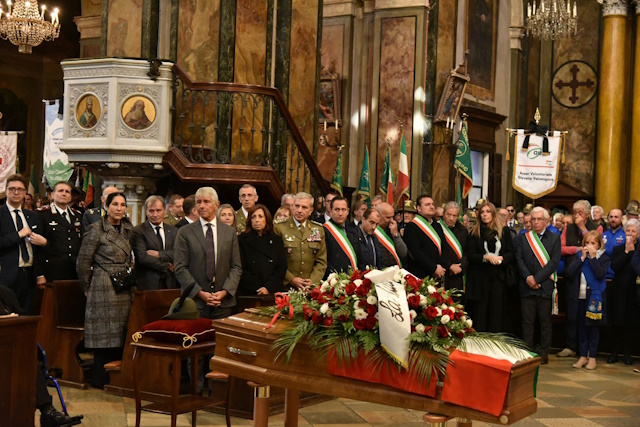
[
  {"x1": 174, "y1": 186, "x2": 242, "y2": 319},
  {"x1": 175, "y1": 195, "x2": 198, "y2": 228},
  {"x1": 404, "y1": 195, "x2": 449, "y2": 279},
  {"x1": 35, "y1": 181, "x2": 83, "y2": 283},
  {"x1": 0, "y1": 174, "x2": 47, "y2": 313},
  {"x1": 81, "y1": 185, "x2": 119, "y2": 233},
  {"x1": 440, "y1": 201, "x2": 468, "y2": 293},
  {"x1": 322, "y1": 196, "x2": 358, "y2": 278},
  {"x1": 515, "y1": 207, "x2": 561, "y2": 364},
  {"x1": 131, "y1": 195, "x2": 178, "y2": 290},
  {"x1": 353, "y1": 208, "x2": 384, "y2": 271}
]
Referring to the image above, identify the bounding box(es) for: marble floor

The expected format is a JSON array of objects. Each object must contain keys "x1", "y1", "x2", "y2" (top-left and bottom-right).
[{"x1": 38, "y1": 355, "x2": 640, "y2": 427}]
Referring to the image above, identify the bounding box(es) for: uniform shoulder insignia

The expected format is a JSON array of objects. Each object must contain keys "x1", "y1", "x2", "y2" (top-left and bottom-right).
[
  {"x1": 309, "y1": 220, "x2": 322, "y2": 226},
  {"x1": 274, "y1": 218, "x2": 288, "y2": 224},
  {"x1": 70, "y1": 207, "x2": 82, "y2": 214}
]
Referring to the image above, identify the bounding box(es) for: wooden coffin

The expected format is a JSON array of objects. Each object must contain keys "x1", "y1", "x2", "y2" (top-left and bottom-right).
[{"x1": 210, "y1": 311, "x2": 539, "y2": 425}]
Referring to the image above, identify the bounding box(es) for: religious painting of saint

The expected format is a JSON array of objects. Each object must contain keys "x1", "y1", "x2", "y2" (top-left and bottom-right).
[
  {"x1": 434, "y1": 70, "x2": 469, "y2": 124},
  {"x1": 319, "y1": 72, "x2": 341, "y2": 125},
  {"x1": 121, "y1": 95, "x2": 156, "y2": 130},
  {"x1": 76, "y1": 94, "x2": 101, "y2": 129},
  {"x1": 465, "y1": 0, "x2": 497, "y2": 100}
]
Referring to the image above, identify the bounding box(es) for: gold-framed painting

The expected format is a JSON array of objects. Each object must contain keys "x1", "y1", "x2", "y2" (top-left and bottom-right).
[
  {"x1": 76, "y1": 94, "x2": 101, "y2": 129},
  {"x1": 121, "y1": 95, "x2": 156, "y2": 130},
  {"x1": 465, "y1": 0, "x2": 498, "y2": 100},
  {"x1": 434, "y1": 70, "x2": 470, "y2": 123},
  {"x1": 319, "y1": 72, "x2": 341, "y2": 125}
]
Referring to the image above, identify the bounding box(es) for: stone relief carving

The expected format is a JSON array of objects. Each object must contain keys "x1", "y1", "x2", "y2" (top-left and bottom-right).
[{"x1": 64, "y1": 66, "x2": 172, "y2": 80}]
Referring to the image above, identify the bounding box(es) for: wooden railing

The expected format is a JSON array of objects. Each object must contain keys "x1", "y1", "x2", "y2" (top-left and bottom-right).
[{"x1": 170, "y1": 64, "x2": 329, "y2": 196}]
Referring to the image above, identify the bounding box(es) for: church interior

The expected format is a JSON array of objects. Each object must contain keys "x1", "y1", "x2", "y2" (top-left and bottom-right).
[{"x1": 2, "y1": 0, "x2": 640, "y2": 426}]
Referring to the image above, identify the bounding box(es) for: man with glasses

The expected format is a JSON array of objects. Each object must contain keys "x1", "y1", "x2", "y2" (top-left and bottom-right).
[{"x1": 0, "y1": 174, "x2": 47, "y2": 313}]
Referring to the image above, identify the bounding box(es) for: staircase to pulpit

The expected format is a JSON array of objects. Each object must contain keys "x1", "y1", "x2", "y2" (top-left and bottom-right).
[{"x1": 163, "y1": 65, "x2": 329, "y2": 208}]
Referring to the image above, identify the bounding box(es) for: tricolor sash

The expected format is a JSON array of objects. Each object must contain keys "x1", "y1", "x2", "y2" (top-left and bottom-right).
[
  {"x1": 374, "y1": 227, "x2": 402, "y2": 267},
  {"x1": 411, "y1": 215, "x2": 442, "y2": 255},
  {"x1": 525, "y1": 231, "x2": 557, "y2": 282},
  {"x1": 439, "y1": 220, "x2": 463, "y2": 260},
  {"x1": 323, "y1": 221, "x2": 358, "y2": 270}
]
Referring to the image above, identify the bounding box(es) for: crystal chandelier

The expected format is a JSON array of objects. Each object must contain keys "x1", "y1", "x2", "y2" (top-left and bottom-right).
[
  {"x1": 527, "y1": 0, "x2": 578, "y2": 40},
  {"x1": 0, "y1": 0, "x2": 60, "y2": 54}
]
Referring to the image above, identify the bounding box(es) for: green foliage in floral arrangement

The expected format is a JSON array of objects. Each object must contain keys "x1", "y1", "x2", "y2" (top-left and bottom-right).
[{"x1": 262, "y1": 268, "x2": 528, "y2": 383}]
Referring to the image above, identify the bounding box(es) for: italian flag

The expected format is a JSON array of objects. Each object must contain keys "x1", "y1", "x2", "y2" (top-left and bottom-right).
[{"x1": 396, "y1": 131, "x2": 409, "y2": 206}]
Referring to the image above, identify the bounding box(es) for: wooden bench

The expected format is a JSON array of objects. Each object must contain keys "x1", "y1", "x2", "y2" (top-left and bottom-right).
[
  {"x1": 37, "y1": 280, "x2": 90, "y2": 388},
  {"x1": 104, "y1": 289, "x2": 180, "y2": 399}
]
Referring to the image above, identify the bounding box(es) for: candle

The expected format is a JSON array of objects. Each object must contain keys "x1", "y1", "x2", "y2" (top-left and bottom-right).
[
  {"x1": 566, "y1": 0, "x2": 570, "y2": 14},
  {"x1": 324, "y1": 120, "x2": 327, "y2": 131},
  {"x1": 573, "y1": 2, "x2": 576, "y2": 17},
  {"x1": 7, "y1": 0, "x2": 11, "y2": 16},
  {"x1": 528, "y1": 3, "x2": 531, "y2": 18},
  {"x1": 41, "y1": 5, "x2": 45, "y2": 19},
  {"x1": 533, "y1": 1, "x2": 536, "y2": 14},
  {"x1": 541, "y1": 1, "x2": 544, "y2": 13},
  {"x1": 459, "y1": 120, "x2": 463, "y2": 132},
  {"x1": 335, "y1": 120, "x2": 338, "y2": 130},
  {"x1": 446, "y1": 117, "x2": 450, "y2": 128}
]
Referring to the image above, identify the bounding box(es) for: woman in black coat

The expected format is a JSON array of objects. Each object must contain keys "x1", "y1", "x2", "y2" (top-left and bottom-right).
[
  {"x1": 466, "y1": 201, "x2": 515, "y2": 333},
  {"x1": 238, "y1": 204, "x2": 287, "y2": 296},
  {"x1": 607, "y1": 219, "x2": 639, "y2": 365}
]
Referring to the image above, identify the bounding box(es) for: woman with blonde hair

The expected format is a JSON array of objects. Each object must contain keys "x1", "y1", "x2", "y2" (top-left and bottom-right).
[
  {"x1": 216, "y1": 203, "x2": 236, "y2": 227},
  {"x1": 565, "y1": 230, "x2": 610, "y2": 370},
  {"x1": 466, "y1": 201, "x2": 515, "y2": 332}
]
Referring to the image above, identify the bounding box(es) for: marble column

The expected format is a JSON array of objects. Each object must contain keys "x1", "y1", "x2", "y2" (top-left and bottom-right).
[
  {"x1": 596, "y1": 0, "x2": 628, "y2": 212},
  {"x1": 102, "y1": 177, "x2": 155, "y2": 226},
  {"x1": 630, "y1": 2, "x2": 640, "y2": 197}
]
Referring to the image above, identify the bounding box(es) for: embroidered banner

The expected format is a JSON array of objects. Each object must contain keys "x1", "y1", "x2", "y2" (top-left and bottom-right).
[
  {"x1": 43, "y1": 100, "x2": 72, "y2": 185},
  {"x1": 0, "y1": 133, "x2": 17, "y2": 195},
  {"x1": 513, "y1": 130, "x2": 561, "y2": 199}
]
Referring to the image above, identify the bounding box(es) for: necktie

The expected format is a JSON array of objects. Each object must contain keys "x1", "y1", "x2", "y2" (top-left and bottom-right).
[
  {"x1": 205, "y1": 223, "x2": 216, "y2": 283},
  {"x1": 13, "y1": 209, "x2": 29, "y2": 262},
  {"x1": 368, "y1": 236, "x2": 377, "y2": 265},
  {"x1": 63, "y1": 211, "x2": 69, "y2": 224},
  {"x1": 155, "y1": 226, "x2": 164, "y2": 249}
]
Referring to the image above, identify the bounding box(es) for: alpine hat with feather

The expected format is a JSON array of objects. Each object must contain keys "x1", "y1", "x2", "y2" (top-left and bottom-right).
[{"x1": 164, "y1": 284, "x2": 199, "y2": 320}]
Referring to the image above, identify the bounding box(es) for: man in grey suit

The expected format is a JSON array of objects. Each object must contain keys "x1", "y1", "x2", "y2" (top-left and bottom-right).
[
  {"x1": 131, "y1": 195, "x2": 178, "y2": 290},
  {"x1": 174, "y1": 186, "x2": 242, "y2": 319}
]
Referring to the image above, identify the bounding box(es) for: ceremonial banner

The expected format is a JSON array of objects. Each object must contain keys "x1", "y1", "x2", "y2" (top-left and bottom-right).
[
  {"x1": 454, "y1": 120, "x2": 473, "y2": 198},
  {"x1": 330, "y1": 149, "x2": 343, "y2": 196},
  {"x1": 357, "y1": 146, "x2": 371, "y2": 203},
  {"x1": 43, "y1": 100, "x2": 72, "y2": 185},
  {"x1": 380, "y1": 144, "x2": 393, "y2": 206},
  {"x1": 0, "y1": 132, "x2": 17, "y2": 194},
  {"x1": 513, "y1": 130, "x2": 561, "y2": 199},
  {"x1": 396, "y1": 131, "x2": 410, "y2": 204}
]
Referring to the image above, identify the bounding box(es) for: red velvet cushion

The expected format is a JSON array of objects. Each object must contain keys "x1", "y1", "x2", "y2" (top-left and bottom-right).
[{"x1": 136, "y1": 318, "x2": 216, "y2": 346}]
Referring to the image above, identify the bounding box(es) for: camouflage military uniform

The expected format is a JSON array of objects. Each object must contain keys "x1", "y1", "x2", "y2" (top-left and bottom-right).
[
  {"x1": 235, "y1": 209, "x2": 247, "y2": 233},
  {"x1": 274, "y1": 216, "x2": 327, "y2": 285}
]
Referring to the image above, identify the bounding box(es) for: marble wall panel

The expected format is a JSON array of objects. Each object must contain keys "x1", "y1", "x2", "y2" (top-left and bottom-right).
[
  {"x1": 317, "y1": 22, "x2": 345, "y2": 182},
  {"x1": 176, "y1": 0, "x2": 220, "y2": 81},
  {"x1": 175, "y1": 0, "x2": 221, "y2": 148},
  {"x1": 289, "y1": 0, "x2": 320, "y2": 152},
  {"x1": 376, "y1": 17, "x2": 416, "y2": 191},
  {"x1": 107, "y1": 0, "x2": 143, "y2": 57},
  {"x1": 551, "y1": 0, "x2": 599, "y2": 195},
  {"x1": 435, "y1": 0, "x2": 456, "y2": 97},
  {"x1": 233, "y1": 0, "x2": 269, "y2": 158}
]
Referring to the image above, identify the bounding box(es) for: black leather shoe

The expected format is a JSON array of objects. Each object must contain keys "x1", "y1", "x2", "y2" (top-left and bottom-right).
[
  {"x1": 540, "y1": 355, "x2": 549, "y2": 365},
  {"x1": 40, "y1": 405, "x2": 72, "y2": 427},
  {"x1": 607, "y1": 354, "x2": 618, "y2": 364},
  {"x1": 624, "y1": 356, "x2": 633, "y2": 366}
]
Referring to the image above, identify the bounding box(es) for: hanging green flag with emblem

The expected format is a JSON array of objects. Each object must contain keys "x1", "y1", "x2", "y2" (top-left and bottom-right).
[
  {"x1": 357, "y1": 146, "x2": 371, "y2": 203},
  {"x1": 454, "y1": 119, "x2": 473, "y2": 198},
  {"x1": 331, "y1": 148, "x2": 344, "y2": 196}
]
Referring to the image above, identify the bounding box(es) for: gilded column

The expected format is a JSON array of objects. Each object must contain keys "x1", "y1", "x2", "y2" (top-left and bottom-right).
[
  {"x1": 596, "y1": 0, "x2": 628, "y2": 212},
  {"x1": 630, "y1": 1, "x2": 640, "y2": 197}
]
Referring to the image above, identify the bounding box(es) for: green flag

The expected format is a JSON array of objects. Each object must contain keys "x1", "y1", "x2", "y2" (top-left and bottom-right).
[
  {"x1": 357, "y1": 146, "x2": 371, "y2": 203},
  {"x1": 28, "y1": 164, "x2": 39, "y2": 196},
  {"x1": 380, "y1": 143, "x2": 390, "y2": 196},
  {"x1": 454, "y1": 120, "x2": 473, "y2": 198},
  {"x1": 331, "y1": 149, "x2": 343, "y2": 196}
]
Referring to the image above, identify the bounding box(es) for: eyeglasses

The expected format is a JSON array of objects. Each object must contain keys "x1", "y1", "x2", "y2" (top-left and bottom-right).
[
  {"x1": 7, "y1": 187, "x2": 26, "y2": 193},
  {"x1": 507, "y1": 209, "x2": 515, "y2": 212}
]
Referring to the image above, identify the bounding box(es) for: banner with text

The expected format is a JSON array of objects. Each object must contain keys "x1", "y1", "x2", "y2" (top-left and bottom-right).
[
  {"x1": 43, "y1": 100, "x2": 72, "y2": 185},
  {"x1": 0, "y1": 133, "x2": 17, "y2": 195},
  {"x1": 513, "y1": 130, "x2": 561, "y2": 199}
]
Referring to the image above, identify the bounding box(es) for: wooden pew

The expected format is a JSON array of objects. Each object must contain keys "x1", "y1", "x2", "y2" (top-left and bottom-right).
[
  {"x1": 37, "y1": 280, "x2": 90, "y2": 388},
  {"x1": 104, "y1": 289, "x2": 180, "y2": 399},
  {"x1": 0, "y1": 315, "x2": 40, "y2": 427}
]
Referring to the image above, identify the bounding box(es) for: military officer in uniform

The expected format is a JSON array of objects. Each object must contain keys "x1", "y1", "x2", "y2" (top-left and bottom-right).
[
  {"x1": 36, "y1": 181, "x2": 83, "y2": 284},
  {"x1": 235, "y1": 184, "x2": 259, "y2": 233},
  {"x1": 274, "y1": 192, "x2": 327, "y2": 289},
  {"x1": 81, "y1": 185, "x2": 120, "y2": 234}
]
